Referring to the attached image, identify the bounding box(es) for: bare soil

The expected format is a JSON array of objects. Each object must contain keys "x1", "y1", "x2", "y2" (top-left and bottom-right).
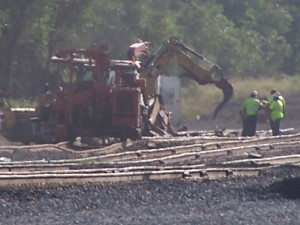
[{"x1": 182, "y1": 94, "x2": 300, "y2": 133}]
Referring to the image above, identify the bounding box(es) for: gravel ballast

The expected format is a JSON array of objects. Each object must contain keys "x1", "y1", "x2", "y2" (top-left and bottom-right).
[{"x1": 0, "y1": 166, "x2": 299, "y2": 225}]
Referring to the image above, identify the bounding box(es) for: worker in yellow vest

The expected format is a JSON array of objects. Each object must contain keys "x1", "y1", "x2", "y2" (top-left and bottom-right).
[
  {"x1": 240, "y1": 90, "x2": 263, "y2": 136},
  {"x1": 267, "y1": 89, "x2": 286, "y2": 116},
  {"x1": 269, "y1": 92, "x2": 284, "y2": 136}
]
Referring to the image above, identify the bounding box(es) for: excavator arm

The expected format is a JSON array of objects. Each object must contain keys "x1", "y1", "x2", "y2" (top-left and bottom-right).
[{"x1": 139, "y1": 38, "x2": 233, "y2": 119}]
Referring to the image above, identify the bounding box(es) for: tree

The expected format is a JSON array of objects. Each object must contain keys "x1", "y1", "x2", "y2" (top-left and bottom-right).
[
  {"x1": 0, "y1": 0, "x2": 299, "y2": 98},
  {"x1": 219, "y1": 0, "x2": 292, "y2": 76},
  {"x1": 0, "y1": 0, "x2": 36, "y2": 94}
]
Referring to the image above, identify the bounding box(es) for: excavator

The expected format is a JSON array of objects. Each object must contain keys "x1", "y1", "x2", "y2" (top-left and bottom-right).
[
  {"x1": 136, "y1": 38, "x2": 234, "y2": 134},
  {"x1": 0, "y1": 38, "x2": 233, "y2": 144}
]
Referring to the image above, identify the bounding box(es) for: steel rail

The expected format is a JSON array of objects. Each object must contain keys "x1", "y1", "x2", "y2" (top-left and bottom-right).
[
  {"x1": 1, "y1": 139, "x2": 299, "y2": 167},
  {"x1": 0, "y1": 141, "x2": 300, "y2": 175},
  {"x1": 0, "y1": 166, "x2": 266, "y2": 186},
  {"x1": 41, "y1": 139, "x2": 300, "y2": 165},
  {"x1": 0, "y1": 129, "x2": 297, "y2": 155},
  {"x1": 145, "y1": 132, "x2": 300, "y2": 148},
  {"x1": 0, "y1": 130, "x2": 299, "y2": 186},
  {"x1": 223, "y1": 154, "x2": 300, "y2": 166}
]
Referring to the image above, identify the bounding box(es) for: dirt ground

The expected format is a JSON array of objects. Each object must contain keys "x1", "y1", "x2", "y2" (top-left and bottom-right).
[{"x1": 181, "y1": 94, "x2": 300, "y2": 134}]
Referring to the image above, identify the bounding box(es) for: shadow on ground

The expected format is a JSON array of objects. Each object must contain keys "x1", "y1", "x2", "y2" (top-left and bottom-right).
[{"x1": 268, "y1": 177, "x2": 300, "y2": 199}]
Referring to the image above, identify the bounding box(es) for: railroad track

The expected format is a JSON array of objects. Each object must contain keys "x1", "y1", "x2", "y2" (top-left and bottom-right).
[{"x1": 0, "y1": 128, "x2": 299, "y2": 186}]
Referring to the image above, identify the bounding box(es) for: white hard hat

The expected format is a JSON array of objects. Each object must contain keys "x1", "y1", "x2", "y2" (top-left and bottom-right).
[{"x1": 250, "y1": 90, "x2": 258, "y2": 96}]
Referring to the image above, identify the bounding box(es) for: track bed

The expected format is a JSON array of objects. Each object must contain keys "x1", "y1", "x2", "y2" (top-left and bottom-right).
[{"x1": 0, "y1": 128, "x2": 300, "y2": 224}]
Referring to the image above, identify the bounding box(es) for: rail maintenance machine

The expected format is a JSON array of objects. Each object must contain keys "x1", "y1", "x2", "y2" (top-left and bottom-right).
[{"x1": 1, "y1": 38, "x2": 233, "y2": 144}]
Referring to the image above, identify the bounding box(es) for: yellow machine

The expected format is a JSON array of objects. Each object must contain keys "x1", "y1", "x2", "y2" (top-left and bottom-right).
[{"x1": 136, "y1": 38, "x2": 234, "y2": 134}]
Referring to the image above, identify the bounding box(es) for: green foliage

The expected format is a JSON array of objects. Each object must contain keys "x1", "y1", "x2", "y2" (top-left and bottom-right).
[
  {"x1": 4, "y1": 98, "x2": 36, "y2": 108},
  {"x1": 181, "y1": 81, "x2": 223, "y2": 120},
  {"x1": 0, "y1": 0, "x2": 300, "y2": 97}
]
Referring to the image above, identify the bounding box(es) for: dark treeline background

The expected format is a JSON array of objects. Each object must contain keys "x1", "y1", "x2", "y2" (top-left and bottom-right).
[{"x1": 0, "y1": 0, "x2": 299, "y2": 97}]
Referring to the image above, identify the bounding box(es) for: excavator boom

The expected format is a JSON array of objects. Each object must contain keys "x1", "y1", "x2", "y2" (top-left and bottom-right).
[{"x1": 139, "y1": 38, "x2": 233, "y2": 119}]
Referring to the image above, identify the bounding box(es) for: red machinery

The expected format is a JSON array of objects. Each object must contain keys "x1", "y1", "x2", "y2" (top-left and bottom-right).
[
  {"x1": 1, "y1": 44, "x2": 147, "y2": 144},
  {"x1": 1, "y1": 39, "x2": 233, "y2": 145}
]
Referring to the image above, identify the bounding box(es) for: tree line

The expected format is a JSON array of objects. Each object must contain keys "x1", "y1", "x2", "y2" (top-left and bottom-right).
[{"x1": 0, "y1": 0, "x2": 299, "y2": 97}]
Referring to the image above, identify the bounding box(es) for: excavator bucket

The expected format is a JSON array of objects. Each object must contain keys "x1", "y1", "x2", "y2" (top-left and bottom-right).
[{"x1": 213, "y1": 78, "x2": 234, "y2": 119}]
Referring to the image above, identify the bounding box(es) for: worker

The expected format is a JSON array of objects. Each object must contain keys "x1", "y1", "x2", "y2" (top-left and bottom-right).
[
  {"x1": 267, "y1": 89, "x2": 286, "y2": 116},
  {"x1": 240, "y1": 90, "x2": 264, "y2": 136},
  {"x1": 269, "y1": 92, "x2": 284, "y2": 136},
  {"x1": 35, "y1": 83, "x2": 54, "y2": 122}
]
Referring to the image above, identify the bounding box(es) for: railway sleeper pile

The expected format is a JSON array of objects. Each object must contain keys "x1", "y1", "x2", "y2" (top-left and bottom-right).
[{"x1": 0, "y1": 128, "x2": 299, "y2": 186}]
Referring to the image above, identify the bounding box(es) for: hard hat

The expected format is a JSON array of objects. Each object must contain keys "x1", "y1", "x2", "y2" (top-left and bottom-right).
[
  {"x1": 250, "y1": 90, "x2": 258, "y2": 97},
  {"x1": 272, "y1": 91, "x2": 280, "y2": 97}
]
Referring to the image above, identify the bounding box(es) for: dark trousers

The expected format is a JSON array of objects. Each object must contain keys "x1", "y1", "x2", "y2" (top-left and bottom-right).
[
  {"x1": 270, "y1": 118, "x2": 281, "y2": 136},
  {"x1": 242, "y1": 115, "x2": 257, "y2": 136}
]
